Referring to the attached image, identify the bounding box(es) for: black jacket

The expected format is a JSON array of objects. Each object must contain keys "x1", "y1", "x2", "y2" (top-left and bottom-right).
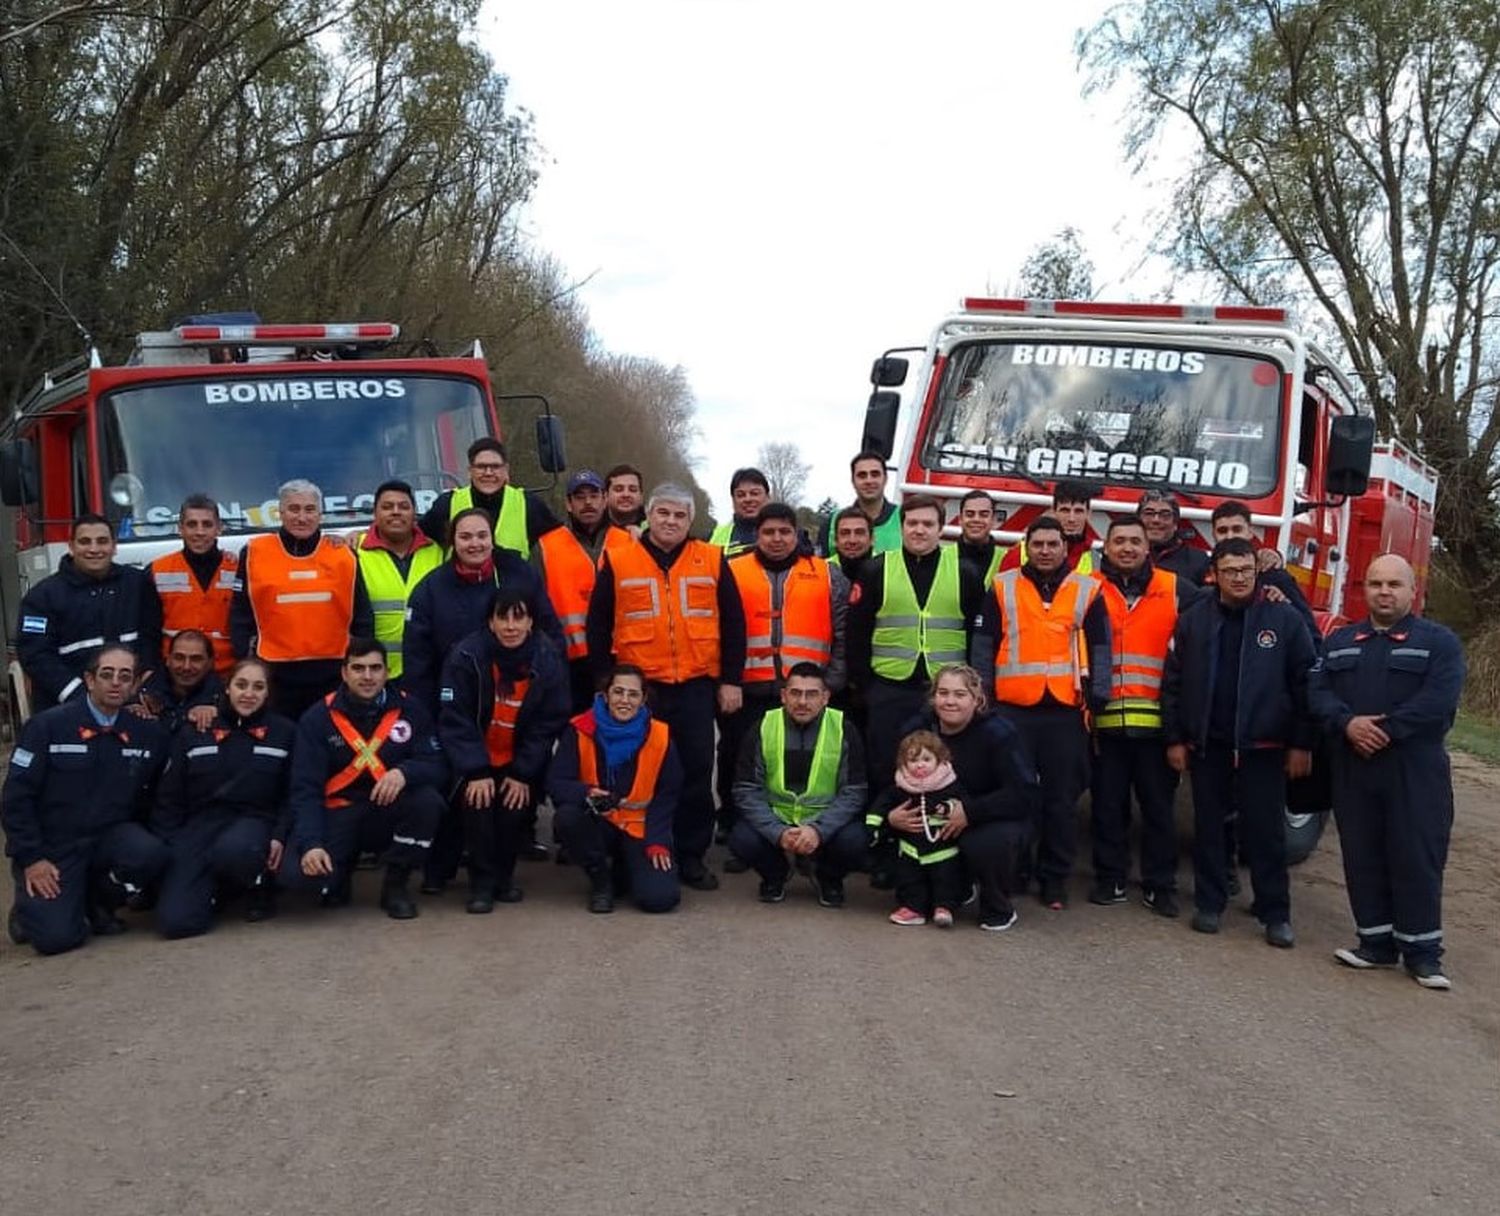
[
  {"x1": 16, "y1": 558, "x2": 162, "y2": 709},
  {"x1": 438, "y1": 629, "x2": 571, "y2": 783},
  {"x1": 898, "y1": 708, "x2": 1037, "y2": 827},
  {"x1": 288, "y1": 687, "x2": 447, "y2": 854},
  {"x1": 402, "y1": 551, "x2": 563, "y2": 712},
  {"x1": 152, "y1": 707, "x2": 297, "y2": 842},
  {"x1": 1151, "y1": 536, "x2": 1211, "y2": 586},
  {"x1": 1163, "y1": 593, "x2": 1318, "y2": 752},
  {"x1": 130, "y1": 670, "x2": 223, "y2": 736},
  {"x1": 1, "y1": 699, "x2": 167, "y2": 866}
]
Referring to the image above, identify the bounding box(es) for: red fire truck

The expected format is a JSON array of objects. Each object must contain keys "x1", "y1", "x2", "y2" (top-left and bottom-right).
[
  {"x1": 0, "y1": 317, "x2": 564, "y2": 729},
  {"x1": 860, "y1": 297, "x2": 1438, "y2": 858}
]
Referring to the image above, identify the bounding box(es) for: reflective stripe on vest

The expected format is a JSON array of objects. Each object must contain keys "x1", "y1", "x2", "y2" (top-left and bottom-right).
[
  {"x1": 1093, "y1": 567, "x2": 1178, "y2": 731},
  {"x1": 538, "y1": 525, "x2": 632, "y2": 660},
  {"x1": 324, "y1": 697, "x2": 402, "y2": 807},
  {"x1": 897, "y1": 839, "x2": 961, "y2": 865},
  {"x1": 870, "y1": 545, "x2": 966, "y2": 680},
  {"x1": 991, "y1": 569, "x2": 1096, "y2": 708},
  {"x1": 356, "y1": 541, "x2": 443, "y2": 679},
  {"x1": 246, "y1": 534, "x2": 356, "y2": 662},
  {"x1": 485, "y1": 672, "x2": 530, "y2": 767},
  {"x1": 576, "y1": 717, "x2": 671, "y2": 840},
  {"x1": 761, "y1": 707, "x2": 844, "y2": 825},
  {"x1": 151, "y1": 548, "x2": 238, "y2": 676},
  {"x1": 609, "y1": 539, "x2": 722, "y2": 682},
  {"x1": 729, "y1": 552, "x2": 833, "y2": 683},
  {"x1": 709, "y1": 521, "x2": 755, "y2": 559},
  {"x1": 450, "y1": 483, "x2": 530, "y2": 558}
]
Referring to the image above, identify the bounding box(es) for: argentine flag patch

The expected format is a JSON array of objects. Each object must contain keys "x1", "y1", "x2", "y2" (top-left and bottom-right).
[
  {"x1": 22, "y1": 615, "x2": 46, "y2": 634},
  {"x1": 440, "y1": 687, "x2": 455, "y2": 703},
  {"x1": 11, "y1": 747, "x2": 34, "y2": 767}
]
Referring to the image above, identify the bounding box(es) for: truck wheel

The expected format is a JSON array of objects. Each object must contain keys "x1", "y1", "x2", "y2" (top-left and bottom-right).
[{"x1": 1284, "y1": 809, "x2": 1329, "y2": 865}]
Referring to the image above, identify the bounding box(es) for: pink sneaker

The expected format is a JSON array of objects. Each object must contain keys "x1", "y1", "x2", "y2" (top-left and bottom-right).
[
  {"x1": 932, "y1": 906, "x2": 954, "y2": 928},
  {"x1": 889, "y1": 906, "x2": 927, "y2": 926}
]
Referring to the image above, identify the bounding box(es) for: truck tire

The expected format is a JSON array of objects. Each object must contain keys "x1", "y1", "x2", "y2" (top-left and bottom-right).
[{"x1": 1284, "y1": 809, "x2": 1329, "y2": 865}]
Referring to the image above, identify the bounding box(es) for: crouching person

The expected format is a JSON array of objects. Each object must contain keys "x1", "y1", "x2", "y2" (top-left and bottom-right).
[
  {"x1": 2, "y1": 645, "x2": 169, "y2": 955},
  {"x1": 728, "y1": 662, "x2": 868, "y2": 907},
  {"x1": 550, "y1": 663, "x2": 681, "y2": 914},
  {"x1": 438, "y1": 589, "x2": 570, "y2": 913},
  {"x1": 279, "y1": 639, "x2": 447, "y2": 919},
  {"x1": 152, "y1": 659, "x2": 295, "y2": 937}
]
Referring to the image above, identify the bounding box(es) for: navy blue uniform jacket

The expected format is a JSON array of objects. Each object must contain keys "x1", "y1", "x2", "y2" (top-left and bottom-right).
[
  {"x1": 1162, "y1": 593, "x2": 1318, "y2": 752},
  {"x1": 402, "y1": 551, "x2": 563, "y2": 712},
  {"x1": 152, "y1": 708, "x2": 298, "y2": 843},
  {"x1": 1, "y1": 699, "x2": 167, "y2": 866},
  {"x1": 1308, "y1": 615, "x2": 1465, "y2": 748},
  {"x1": 438, "y1": 629, "x2": 571, "y2": 783},
  {"x1": 16, "y1": 558, "x2": 162, "y2": 708},
  {"x1": 287, "y1": 688, "x2": 447, "y2": 854}
]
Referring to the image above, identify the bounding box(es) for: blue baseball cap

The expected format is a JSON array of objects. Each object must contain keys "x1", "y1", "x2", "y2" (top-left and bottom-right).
[{"x1": 566, "y1": 469, "x2": 605, "y2": 495}]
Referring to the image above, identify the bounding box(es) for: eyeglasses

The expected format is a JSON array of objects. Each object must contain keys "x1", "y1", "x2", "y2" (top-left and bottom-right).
[
  {"x1": 1218, "y1": 567, "x2": 1257, "y2": 581},
  {"x1": 470, "y1": 461, "x2": 506, "y2": 472},
  {"x1": 90, "y1": 668, "x2": 135, "y2": 683},
  {"x1": 1139, "y1": 508, "x2": 1176, "y2": 520}
]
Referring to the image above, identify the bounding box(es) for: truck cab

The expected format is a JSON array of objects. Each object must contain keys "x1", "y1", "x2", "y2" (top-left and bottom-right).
[{"x1": 0, "y1": 317, "x2": 565, "y2": 730}]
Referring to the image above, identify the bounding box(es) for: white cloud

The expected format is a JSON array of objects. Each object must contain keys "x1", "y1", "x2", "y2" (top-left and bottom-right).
[{"x1": 479, "y1": 0, "x2": 1172, "y2": 517}]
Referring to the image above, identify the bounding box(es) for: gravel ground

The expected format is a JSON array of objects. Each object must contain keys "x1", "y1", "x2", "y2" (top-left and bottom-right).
[{"x1": 1, "y1": 755, "x2": 1495, "y2": 1215}]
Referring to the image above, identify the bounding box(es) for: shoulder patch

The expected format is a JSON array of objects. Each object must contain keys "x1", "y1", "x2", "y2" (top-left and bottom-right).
[
  {"x1": 440, "y1": 687, "x2": 455, "y2": 702},
  {"x1": 10, "y1": 747, "x2": 33, "y2": 767},
  {"x1": 22, "y1": 615, "x2": 46, "y2": 633},
  {"x1": 388, "y1": 718, "x2": 412, "y2": 744}
]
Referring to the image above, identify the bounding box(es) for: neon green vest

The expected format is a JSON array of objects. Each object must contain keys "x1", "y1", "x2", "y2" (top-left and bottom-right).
[
  {"x1": 870, "y1": 545, "x2": 967, "y2": 681},
  {"x1": 710, "y1": 521, "x2": 755, "y2": 559},
  {"x1": 356, "y1": 541, "x2": 444, "y2": 679},
  {"x1": 450, "y1": 483, "x2": 530, "y2": 557},
  {"x1": 761, "y1": 707, "x2": 845, "y2": 825}
]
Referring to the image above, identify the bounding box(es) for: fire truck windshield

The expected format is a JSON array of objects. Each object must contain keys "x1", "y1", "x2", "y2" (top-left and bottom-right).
[
  {"x1": 97, "y1": 372, "x2": 491, "y2": 535},
  {"x1": 921, "y1": 340, "x2": 1284, "y2": 497}
]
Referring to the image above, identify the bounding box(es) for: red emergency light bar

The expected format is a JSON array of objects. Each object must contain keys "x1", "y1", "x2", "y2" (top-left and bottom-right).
[
  {"x1": 172, "y1": 322, "x2": 401, "y2": 344},
  {"x1": 960, "y1": 298, "x2": 1288, "y2": 325}
]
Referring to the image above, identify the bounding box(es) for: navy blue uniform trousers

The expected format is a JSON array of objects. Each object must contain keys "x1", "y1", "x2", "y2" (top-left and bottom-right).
[
  {"x1": 12, "y1": 822, "x2": 168, "y2": 955},
  {"x1": 552, "y1": 801, "x2": 680, "y2": 913},
  {"x1": 157, "y1": 815, "x2": 271, "y2": 939}
]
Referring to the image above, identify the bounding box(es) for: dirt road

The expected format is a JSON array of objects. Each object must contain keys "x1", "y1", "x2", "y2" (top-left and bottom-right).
[{"x1": 1, "y1": 758, "x2": 1496, "y2": 1215}]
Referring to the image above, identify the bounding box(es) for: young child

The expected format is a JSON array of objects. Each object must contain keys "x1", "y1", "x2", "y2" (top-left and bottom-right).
[{"x1": 871, "y1": 730, "x2": 969, "y2": 927}]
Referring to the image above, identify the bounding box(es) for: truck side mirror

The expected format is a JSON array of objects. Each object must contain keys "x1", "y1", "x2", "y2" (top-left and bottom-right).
[
  {"x1": 0, "y1": 438, "x2": 38, "y2": 507},
  {"x1": 862, "y1": 391, "x2": 900, "y2": 460},
  {"x1": 870, "y1": 356, "x2": 909, "y2": 388},
  {"x1": 535, "y1": 414, "x2": 567, "y2": 474},
  {"x1": 1326, "y1": 415, "x2": 1375, "y2": 498}
]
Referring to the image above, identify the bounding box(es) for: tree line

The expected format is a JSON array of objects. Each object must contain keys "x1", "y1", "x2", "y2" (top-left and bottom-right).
[{"x1": 0, "y1": 0, "x2": 707, "y2": 514}]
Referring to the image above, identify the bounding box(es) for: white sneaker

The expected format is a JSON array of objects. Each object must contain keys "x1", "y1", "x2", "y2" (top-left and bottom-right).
[{"x1": 980, "y1": 909, "x2": 1019, "y2": 932}]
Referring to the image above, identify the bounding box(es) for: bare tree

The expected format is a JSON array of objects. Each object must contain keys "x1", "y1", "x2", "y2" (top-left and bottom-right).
[
  {"x1": 758, "y1": 441, "x2": 811, "y2": 506},
  {"x1": 1080, "y1": 0, "x2": 1500, "y2": 599},
  {"x1": 1019, "y1": 226, "x2": 1095, "y2": 299}
]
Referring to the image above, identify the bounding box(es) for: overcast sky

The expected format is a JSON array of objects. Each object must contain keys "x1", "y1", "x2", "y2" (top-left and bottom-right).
[{"x1": 480, "y1": 0, "x2": 1177, "y2": 518}]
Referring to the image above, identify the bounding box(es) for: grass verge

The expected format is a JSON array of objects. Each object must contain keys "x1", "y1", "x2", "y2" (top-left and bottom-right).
[{"x1": 1450, "y1": 711, "x2": 1500, "y2": 766}]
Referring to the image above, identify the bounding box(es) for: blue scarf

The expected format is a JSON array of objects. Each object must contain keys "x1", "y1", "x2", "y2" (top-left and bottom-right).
[{"x1": 592, "y1": 694, "x2": 651, "y2": 775}]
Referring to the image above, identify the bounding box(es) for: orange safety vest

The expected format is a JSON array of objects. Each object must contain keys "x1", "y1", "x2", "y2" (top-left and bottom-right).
[
  {"x1": 485, "y1": 672, "x2": 531, "y2": 767},
  {"x1": 991, "y1": 569, "x2": 1098, "y2": 708},
  {"x1": 1093, "y1": 567, "x2": 1179, "y2": 731},
  {"x1": 324, "y1": 695, "x2": 402, "y2": 807},
  {"x1": 245, "y1": 533, "x2": 357, "y2": 662},
  {"x1": 151, "y1": 548, "x2": 238, "y2": 676},
  {"x1": 608, "y1": 539, "x2": 722, "y2": 682},
  {"x1": 577, "y1": 717, "x2": 671, "y2": 840},
  {"x1": 727, "y1": 552, "x2": 833, "y2": 684},
  {"x1": 536, "y1": 525, "x2": 633, "y2": 660}
]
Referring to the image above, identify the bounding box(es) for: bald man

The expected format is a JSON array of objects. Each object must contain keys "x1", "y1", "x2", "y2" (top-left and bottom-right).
[{"x1": 1309, "y1": 555, "x2": 1465, "y2": 991}]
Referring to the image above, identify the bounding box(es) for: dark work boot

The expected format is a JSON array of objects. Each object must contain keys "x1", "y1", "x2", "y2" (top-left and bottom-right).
[
  {"x1": 466, "y1": 883, "x2": 496, "y2": 915},
  {"x1": 380, "y1": 866, "x2": 419, "y2": 920},
  {"x1": 7, "y1": 903, "x2": 28, "y2": 945},
  {"x1": 244, "y1": 876, "x2": 277, "y2": 923},
  {"x1": 587, "y1": 867, "x2": 615, "y2": 914}
]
